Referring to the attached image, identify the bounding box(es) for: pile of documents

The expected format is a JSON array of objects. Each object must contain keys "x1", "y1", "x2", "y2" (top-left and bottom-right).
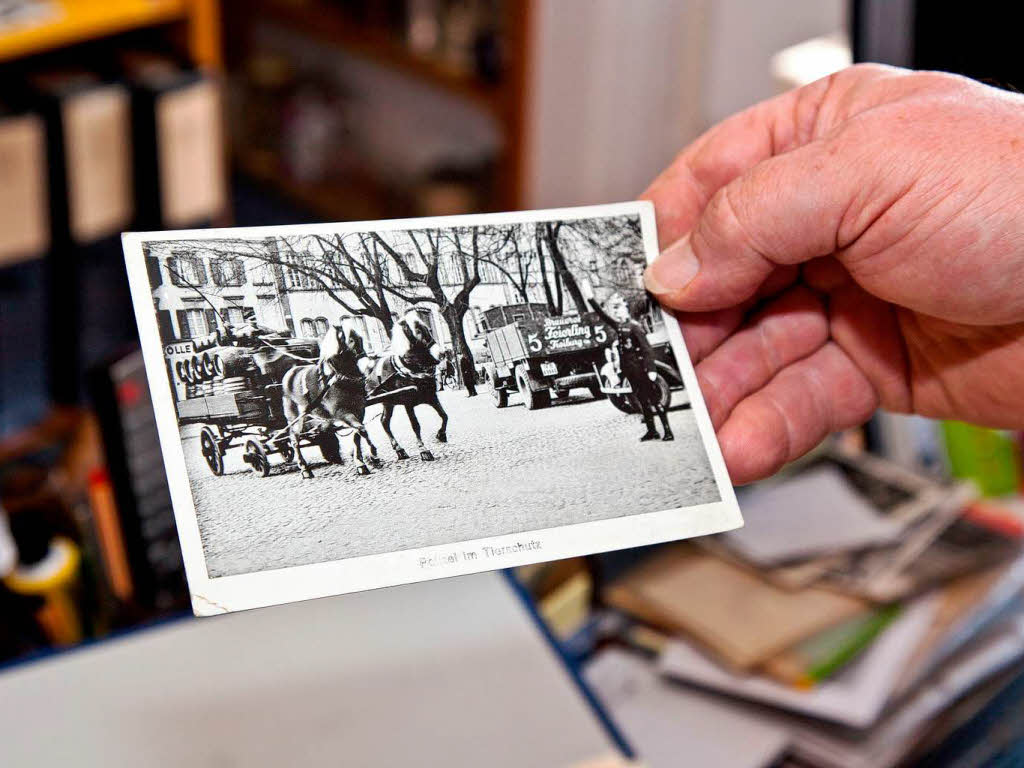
[{"x1": 593, "y1": 448, "x2": 1024, "y2": 768}]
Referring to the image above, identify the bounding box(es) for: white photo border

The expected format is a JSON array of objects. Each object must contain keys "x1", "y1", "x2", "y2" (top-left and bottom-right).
[{"x1": 123, "y1": 201, "x2": 743, "y2": 615}]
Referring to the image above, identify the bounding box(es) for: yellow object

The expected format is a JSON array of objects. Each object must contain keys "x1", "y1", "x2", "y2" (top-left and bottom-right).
[
  {"x1": 539, "y1": 570, "x2": 592, "y2": 640},
  {"x1": 0, "y1": 0, "x2": 202, "y2": 65},
  {"x1": 4, "y1": 536, "x2": 83, "y2": 646}
]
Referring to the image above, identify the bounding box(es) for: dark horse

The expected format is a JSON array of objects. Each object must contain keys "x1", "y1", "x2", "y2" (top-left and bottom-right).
[
  {"x1": 281, "y1": 323, "x2": 382, "y2": 479},
  {"x1": 365, "y1": 309, "x2": 449, "y2": 462}
]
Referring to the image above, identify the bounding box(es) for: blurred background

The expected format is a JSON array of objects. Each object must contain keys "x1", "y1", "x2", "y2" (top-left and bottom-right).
[{"x1": 2, "y1": 1, "x2": 1024, "y2": 766}]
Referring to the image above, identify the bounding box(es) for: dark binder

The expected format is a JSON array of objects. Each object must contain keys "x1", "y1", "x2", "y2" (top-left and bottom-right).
[{"x1": 23, "y1": 72, "x2": 135, "y2": 401}]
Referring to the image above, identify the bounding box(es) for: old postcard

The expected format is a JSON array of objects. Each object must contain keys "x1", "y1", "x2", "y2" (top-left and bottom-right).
[{"x1": 122, "y1": 202, "x2": 741, "y2": 614}]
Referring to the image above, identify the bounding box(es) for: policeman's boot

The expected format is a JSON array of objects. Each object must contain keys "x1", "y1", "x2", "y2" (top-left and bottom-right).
[
  {"x1": 659, "y1": 411, "x2": 674, "y2": 441},
  {"x1": 639, "y1": 414, "x2": 659, "y2": 442}
]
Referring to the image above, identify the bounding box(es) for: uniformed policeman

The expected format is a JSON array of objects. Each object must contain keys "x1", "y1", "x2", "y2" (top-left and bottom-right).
[{"x1": 590, "y1": 293, "x2": 674, "y2": 442}]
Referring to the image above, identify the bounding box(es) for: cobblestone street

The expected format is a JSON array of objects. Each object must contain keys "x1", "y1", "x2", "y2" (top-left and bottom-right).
[{"x1": 182, "y1": 387, "x2": 721, "y2": 577}]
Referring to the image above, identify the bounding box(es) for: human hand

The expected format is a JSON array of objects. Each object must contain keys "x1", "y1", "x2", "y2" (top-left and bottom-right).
[
  {"x1": 642, "y1": 64, "x2": 1024, "y2": 484},
  {"x1": 648, "y1": 371, "x2": 658, "y2": 382}
]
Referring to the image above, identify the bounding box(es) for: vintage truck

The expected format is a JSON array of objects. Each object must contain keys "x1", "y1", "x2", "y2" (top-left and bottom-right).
[{"x1": 483, "y1": 311, "x2": 612, "y2": 409}]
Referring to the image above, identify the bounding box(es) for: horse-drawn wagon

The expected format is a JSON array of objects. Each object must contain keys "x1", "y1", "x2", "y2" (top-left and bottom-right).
[
  {"x1": 170, "y1": 329, "x2": 345, "y2": 477},
  {"x1": 171, "y1": 309, "x2": 450, "y2": 478}
]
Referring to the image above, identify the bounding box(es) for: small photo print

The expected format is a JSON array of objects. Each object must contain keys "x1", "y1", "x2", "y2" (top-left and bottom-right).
[{"x1": 123, "y1": 202, "x2": 741, "y2": 614}]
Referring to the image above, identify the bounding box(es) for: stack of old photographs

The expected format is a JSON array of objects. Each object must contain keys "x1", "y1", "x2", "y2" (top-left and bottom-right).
[{"x1": 600, "y1": 445, "x2": 1024, "y2": 767}]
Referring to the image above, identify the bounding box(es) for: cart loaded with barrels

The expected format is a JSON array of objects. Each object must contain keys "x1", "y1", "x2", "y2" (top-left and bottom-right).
[
  {"x1": 169, "y1": 323, "x2": 421, "y2": 477},
  {"x1": 167, "y1": 325, "x2": 335, "y2": 476}
]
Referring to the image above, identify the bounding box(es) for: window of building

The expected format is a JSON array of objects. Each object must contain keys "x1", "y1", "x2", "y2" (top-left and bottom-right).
[
  {"x1": 437, "y1": 252, "x2": 461, "y2": 286},
  {"x1": 283, "y1": 253, "x2": 317, "y2": 290},
  {"x1": 224, "y1": 306, "x2": 247, "y2": 326},
  {"x1": 252, "y1": 262, "x2": 276, "y2": 286},
  {"x1": 167, "y1": 252, "x2": 207, "y2": 286},
  {"x1": 182, "y1": 308, "x2": 209, "y2": 337},
  {"x1": 300, "y1": 318, "x2": 317, "y2": 337},
  {"x1": 212, "y1": 258, "x2": 246, "y2": 287},
  {"x1": 315, "y1": 317, "x2": 329, "y2": 337},
  {"x1": 364, "y1": 316, "x2": 387, "y2": 350}
]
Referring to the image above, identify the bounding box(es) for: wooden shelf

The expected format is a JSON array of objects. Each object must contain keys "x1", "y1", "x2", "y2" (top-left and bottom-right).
[
  {"x1": 250, "y1": 0, "x2": 507, "y2": 118},
  {"x1": 235, "y1": 149, "x2": 404, "y2": 222},
  {"x1": 0, "y1": 0, "x2": 188, "y2": 63}
]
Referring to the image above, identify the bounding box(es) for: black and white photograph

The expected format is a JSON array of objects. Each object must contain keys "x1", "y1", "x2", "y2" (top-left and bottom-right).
[{"x1": 123, "y1": 202, "x2": 741, "y2": 614}]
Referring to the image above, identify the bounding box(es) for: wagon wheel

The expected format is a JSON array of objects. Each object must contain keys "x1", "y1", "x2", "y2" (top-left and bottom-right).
[
  {"x1": 316, "y1": 432, "x2": 345, "y2": 465},
  {"x1": 242, "y1": 439, "x2": 271, "y2": 477},
  {"x1": 199, "y1": 426, "x2": 224, "y2": 476},
  {"x1": 272, "y1": 438, "x2": 295, "y2": 463}
]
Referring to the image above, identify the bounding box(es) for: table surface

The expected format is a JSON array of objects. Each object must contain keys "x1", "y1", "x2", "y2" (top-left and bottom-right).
[{"x1": 0, "y1": 572, "x2": 616, "y2": 767}]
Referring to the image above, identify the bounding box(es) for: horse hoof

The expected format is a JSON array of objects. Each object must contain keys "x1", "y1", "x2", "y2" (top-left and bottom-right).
[
  {"x1": 435, "y1": 431, "x2": 448, "y2": 444},
  {"x1": 396, "y1": 449, "x2": 410, "y2": 460},
  {"x1": 356, "y1": 465, "x2": 371, "y2": 476},
  {"x1": 370, "y1": 457, "x2": 384, "y2": 468},
  {"x1": 302, "y1": 469, "x2": 314, "y2": 479},
  {"x1": 420, "y1": 451, "x2": 435, "y2": 462}
]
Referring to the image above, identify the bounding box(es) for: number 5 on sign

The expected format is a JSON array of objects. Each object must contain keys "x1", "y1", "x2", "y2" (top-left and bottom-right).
[{"x1": 527, "y1": 333, "x2": 542, "y2": 352}]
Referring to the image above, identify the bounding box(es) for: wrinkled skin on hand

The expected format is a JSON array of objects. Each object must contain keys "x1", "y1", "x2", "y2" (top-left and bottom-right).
[{"x1": 642, "y1": 64, "x2": 1024, "y2": 484}]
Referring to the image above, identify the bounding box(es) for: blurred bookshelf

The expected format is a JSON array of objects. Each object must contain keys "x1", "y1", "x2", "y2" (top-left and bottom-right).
[
  {"x1": 247, "y1": 0, "x2": 507, "y2": 115},
  {"x1": 1, "y1": 0, "x2": 227, "y2": 654},
  {"x1": 224, "y1": 0, "x2": 529, "y2": 219}
]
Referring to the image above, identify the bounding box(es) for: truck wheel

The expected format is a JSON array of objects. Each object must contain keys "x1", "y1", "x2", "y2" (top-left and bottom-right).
[
  {"x1": 516, "y1": 365, "x2": 550, "y2": 410},
  {"x1": 653, "y1": 373, "x2": 672, "y2": 410},
  {"x1": 608, "y1": 393, "x2": 638, "y2": 414},
  {"x1": 492, "y1": 386, "x2": 509, "y2": 408},
  {"x1": 488, "y1": 372, "x2": 509, "y2": 408}
]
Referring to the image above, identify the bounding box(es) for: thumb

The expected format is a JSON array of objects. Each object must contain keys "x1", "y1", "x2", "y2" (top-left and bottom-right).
[{"x1": 644, "y1": 138, "x2": 873, "y2": 312}]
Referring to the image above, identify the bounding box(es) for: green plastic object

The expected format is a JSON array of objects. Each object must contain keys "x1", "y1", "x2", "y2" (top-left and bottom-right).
[{"x1": 942, "y1": 421, "x2": 1021, "y2": 497}]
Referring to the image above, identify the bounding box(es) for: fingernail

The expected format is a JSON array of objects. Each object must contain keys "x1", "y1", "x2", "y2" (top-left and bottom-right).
[{"x1": 644, "y1": 235, "x2": 699, "y2": 295}]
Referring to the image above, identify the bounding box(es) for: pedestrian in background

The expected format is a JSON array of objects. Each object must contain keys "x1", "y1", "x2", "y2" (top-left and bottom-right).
[{"x1": 459, "y1": 351, "x2": 477, "y2": 397}]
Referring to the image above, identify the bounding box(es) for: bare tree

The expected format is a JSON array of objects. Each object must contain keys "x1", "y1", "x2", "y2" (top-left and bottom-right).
[
  {"x1": 478, "y1": 223, "x2": 537, "y2": 304},
  {"x1": 370, "y1": 225, "x2": 512, "y2": 365},
  {"x1": 213, "y1": 235, "x2": 399, "y2": 333}
]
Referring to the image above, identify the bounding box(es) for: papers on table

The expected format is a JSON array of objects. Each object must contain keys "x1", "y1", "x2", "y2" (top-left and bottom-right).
[
  {"x1": 725, "y1": 465, "x2": 903, "y2": 566},
  {"x1": 777, "y1": 605, "x2": 1024, "y2": 768},
  {"x1": 584, "y1": 649, "x2": 789, "y2": 768},
  {"x1": 658, "y1": 595, "x2": 938, "y2": 729},
  {"x1": 604, "y1": 545, "x2": 866, "y2": 669}
]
